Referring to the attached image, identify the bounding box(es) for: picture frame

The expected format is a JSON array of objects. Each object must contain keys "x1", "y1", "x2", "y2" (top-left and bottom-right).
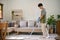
[{"x1": 0, "y1": 3, "x2": 3, "y2": 19}]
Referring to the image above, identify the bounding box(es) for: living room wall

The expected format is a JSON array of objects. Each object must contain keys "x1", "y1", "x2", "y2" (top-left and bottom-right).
[{"x1": 0, "y1": 0, "x2": 60, "y2": 21}]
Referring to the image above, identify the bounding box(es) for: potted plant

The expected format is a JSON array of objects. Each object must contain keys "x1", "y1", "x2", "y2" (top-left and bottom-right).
[{"x1": 47, "y1": 15, "x2": 56, "y2": 33}]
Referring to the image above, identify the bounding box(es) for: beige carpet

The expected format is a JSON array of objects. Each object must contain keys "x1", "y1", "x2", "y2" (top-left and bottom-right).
[{"x1": 6, "y1": 34, "x2": 57, "y2": 40}]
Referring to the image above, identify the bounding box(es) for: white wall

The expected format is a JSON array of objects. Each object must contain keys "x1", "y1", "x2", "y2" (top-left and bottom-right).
[
  {"x1": 42, "y1": 0, "x2": 60, "y2": 19},
  {"x1": 0, "y1": 0, "x2": 60, "y2": 21}
]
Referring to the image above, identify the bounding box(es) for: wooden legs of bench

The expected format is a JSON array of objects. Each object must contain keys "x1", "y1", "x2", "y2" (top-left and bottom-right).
[{"x1": 16, "y1": 32, "x2": 19, "y2": 35}]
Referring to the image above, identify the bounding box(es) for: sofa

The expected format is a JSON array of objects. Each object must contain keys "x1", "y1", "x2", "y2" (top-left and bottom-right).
[{"x1": 7, "y1": 20, "x2": 46, "y2": 35}]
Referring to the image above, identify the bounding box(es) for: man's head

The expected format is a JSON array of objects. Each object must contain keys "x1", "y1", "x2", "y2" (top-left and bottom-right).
[{"x1": 38, "y1": 3, "x2": 43, "y2": 9}]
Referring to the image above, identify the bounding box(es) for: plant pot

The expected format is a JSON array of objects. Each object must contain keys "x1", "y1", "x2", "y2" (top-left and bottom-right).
[{"x1": 49, "y1": 25, "x2": 53, "y2": 34}]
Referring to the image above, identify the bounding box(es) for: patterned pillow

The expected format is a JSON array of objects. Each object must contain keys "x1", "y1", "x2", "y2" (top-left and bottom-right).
[
  {"x1": 8, "y1": 21, "x2": 16, "y2": 27},
  {"x1": 20, "y1": 20, "x2": 27, "y2": 27},
  {"x1": 28, "y1": 20, "x2": 35, "y2": 27},
  {"x1": 8, "y1": 22, "x2": 14, "y2": 27}
]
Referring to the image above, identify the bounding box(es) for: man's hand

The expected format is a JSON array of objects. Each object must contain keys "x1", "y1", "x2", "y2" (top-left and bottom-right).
[{"x1": 40, "y1": 15, "x2": 44, "y2": 19}]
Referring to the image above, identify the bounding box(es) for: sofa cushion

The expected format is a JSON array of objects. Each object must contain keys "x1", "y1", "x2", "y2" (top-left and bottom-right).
[
  {"x1": 20, "y1": 20, "x2": 27, "y2": 27},
  {"x1": 8, "y1": 22, "x2": 14, "y2": 27},
  {"x1": 8, "y1": 20, "x2": 16, "y2": 27},
  {"x1": 28, "y1": 20, "x2": 35, "y2": 27}
]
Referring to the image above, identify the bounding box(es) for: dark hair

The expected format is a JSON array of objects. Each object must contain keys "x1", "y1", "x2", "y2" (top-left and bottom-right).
[{"x1": 38, "y1": 3, "x2": 43, "y2": 7}]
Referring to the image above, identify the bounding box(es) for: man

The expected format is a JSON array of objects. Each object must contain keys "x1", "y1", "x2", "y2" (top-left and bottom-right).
[
  {"x1": 38, "y1": 3, "x2": 46, "y2": 23},
  {"x1": 38, "y1": 3, "x2": 49, "y2": 38}
]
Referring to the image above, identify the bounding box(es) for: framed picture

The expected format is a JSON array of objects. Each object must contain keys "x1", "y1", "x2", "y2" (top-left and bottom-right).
[
  {"x1": 12, "y1": 9, "x2": 23, "y2": 21},
  {"x1": 0, "y1": 3, "x2": 3, "y2": 19}
]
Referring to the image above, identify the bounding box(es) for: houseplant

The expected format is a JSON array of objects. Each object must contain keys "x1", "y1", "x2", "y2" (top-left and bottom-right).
[{"x1": 47, "y1": 15, "x2": 56, "y2": 33}]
